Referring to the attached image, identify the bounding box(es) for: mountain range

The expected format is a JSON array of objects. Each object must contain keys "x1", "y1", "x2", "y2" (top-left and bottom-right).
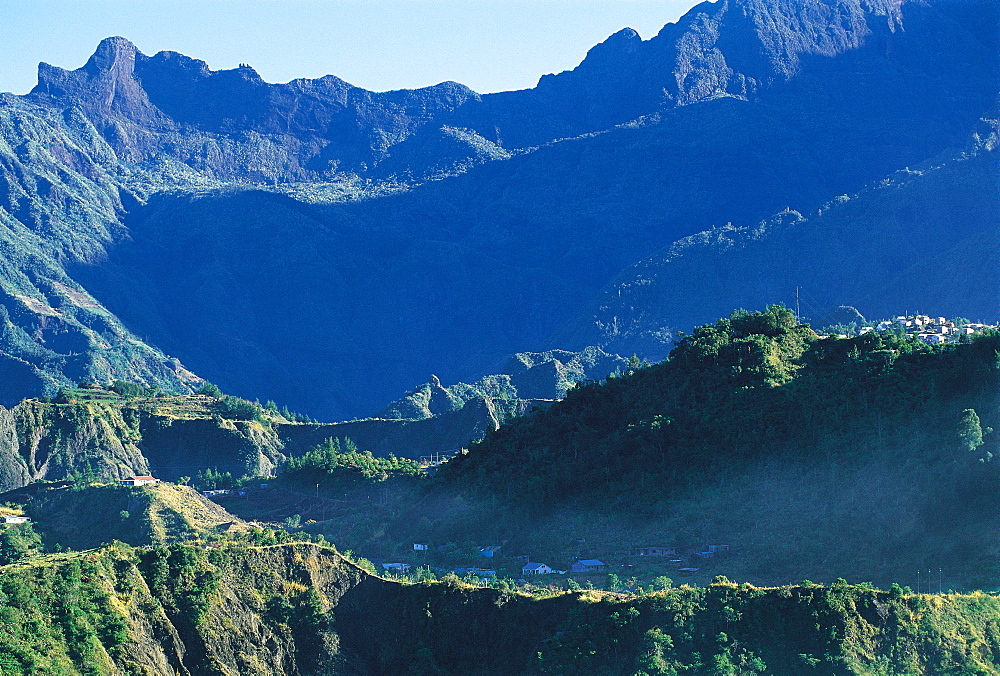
[{"x1": 0, "y1": 0, "x2": 995, "y2": 419}]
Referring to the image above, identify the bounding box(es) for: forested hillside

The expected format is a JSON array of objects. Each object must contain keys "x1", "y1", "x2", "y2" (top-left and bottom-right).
[
  {"x1": 4, "y1": 540, "x2": 1000, "y2": 675},
  {"x1": 408, "y1": 307, "x2": 1000, "y2": 587},
  {"x1": 444, "y1": 306, "x2": 1000, "y2": 504}
]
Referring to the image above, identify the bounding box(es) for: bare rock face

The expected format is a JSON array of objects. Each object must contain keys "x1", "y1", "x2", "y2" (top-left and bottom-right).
[
  {"x1": 36, "y1": 37, "x2": 163, "y2": 123},
  {"x1": 0, "y1": 405, "x2": 30, "y2": 491}
]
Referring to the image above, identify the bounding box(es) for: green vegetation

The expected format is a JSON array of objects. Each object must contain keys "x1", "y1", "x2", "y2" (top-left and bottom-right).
[
  {"x1": 443, "y1": 306, "x2": 1000, "y2": 507},
  {"x1": 15, "y1": 483, "x2": 248, "y2": 551},
  {"x1": 0, "y1": 389, "x2": 339, "y2": 492},
  {"x1": 279, "y1": 437, "x2": 423, "y2": 492},
  {"x1": 2, "y1": 542, "x2": 1000, "y2": 674},
  {"x1": 260, "y1": 307, "x2": 1000, "y2": 591},
  {"x1": 0, "y1": 523, "x2": 42, "y2": 565}
]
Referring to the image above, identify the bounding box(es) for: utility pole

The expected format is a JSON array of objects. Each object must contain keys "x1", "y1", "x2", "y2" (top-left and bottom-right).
[
  {"x1": 917, "y1": 569, "x2": 920, "y2": 594},
  {"x1": 795, "y1": 286, "x2": 801, "y2": 322}
]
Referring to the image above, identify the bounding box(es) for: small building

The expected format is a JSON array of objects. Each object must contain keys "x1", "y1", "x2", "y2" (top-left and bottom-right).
[
  {"x1": 636, "y1": 546, "x2": 676, "y2": 557},
  {"x1": 120, "y1": 475, "x2": 159, "y2": 487},
  {"x1": 695, "y1": 551, "x2": 714, "y2": 559},
  {"x1": 570, "y1": 559, "x2": 606, "y2": 573},
  {"x1": 479, "y1": 545, "x2": 502, "y2": 558},
  {"x1": 678, "y1": 567, "x2": 699, "y2": 575},
  {"x1": 708, "y1": 544, "x2": 730, "y2": 554},
  {"x1": 381, "y1": 562, "x2": 410, "y2": 574},
  {"x1": 918, "y1": 333, "x2": 947, "y2": 345},
  {"x1": 413, "y1": 543, "x2": 429, "y2": 551},
  {"x1": 522, "y1": 562, "x2": 553, "y2": 576},
  {"x1": 0, "y1": 516, "x2": 30, "y2": 524}
]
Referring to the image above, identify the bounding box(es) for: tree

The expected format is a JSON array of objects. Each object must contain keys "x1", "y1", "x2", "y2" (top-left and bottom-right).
[
  {"x1": 111, "y1": 380, "x2": 156, "y2": 398},
  {"x1": 0, "y1": 524, "x2": 42, "y2": 564},
  {"x1": 653, "y1": 576, "x2": 673, "y2": 591},
  {"x1": 606, "y1": 573, "x2": 623, "y2": 592},
  {"x1": 958, "y1": 409, "x2": 984, "y2": 453},
  {"x1": 197, "y1": 382, "x2": 222, "y2": 398}
]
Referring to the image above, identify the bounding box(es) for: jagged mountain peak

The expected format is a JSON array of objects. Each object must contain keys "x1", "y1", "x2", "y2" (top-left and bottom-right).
[
  {"x1": 83, "y1": 36, "x2": 141, "y2": 72},
  {"x1": 594, "y1": 26, "x2": 643, "y2": 50}
]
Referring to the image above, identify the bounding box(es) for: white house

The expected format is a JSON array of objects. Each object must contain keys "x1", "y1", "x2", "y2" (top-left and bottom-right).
[
  {"x1": 120, "y1": 475, "x2": 159, "y2": 487},
  {"x1": 382, "y1": 562, "x2": 411, "y2": 574},
  {"x1": 522, "y1": 562, "x2": 553, "y2": 576},
  {"x1": 413, "y1": 543, "x2": 429, "y2": 551},
  {"x1": 0, "y1": 516, "x2": 30, "y2": 524}
]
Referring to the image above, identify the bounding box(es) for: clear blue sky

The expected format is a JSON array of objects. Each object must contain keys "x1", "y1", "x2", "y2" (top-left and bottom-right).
[{"x1": 0, "y1": 0, "x2": 703, "y2": 95}]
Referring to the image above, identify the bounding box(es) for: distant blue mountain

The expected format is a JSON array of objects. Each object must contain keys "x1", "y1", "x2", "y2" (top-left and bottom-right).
[{"x1": 0, "y1": 0, "x2": 995, "y2": 418}]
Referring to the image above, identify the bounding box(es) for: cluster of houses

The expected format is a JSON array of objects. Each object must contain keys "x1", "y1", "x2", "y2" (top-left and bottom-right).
[
  {"x1": 828, "y1": 315, "x2": 996, "y2": 345},
  {"x1": 377, "y1": 541, "x2": 732, "y2": 583},
  {"x1": 500, "y1": 544, "x2": 732, "y2": 579}
]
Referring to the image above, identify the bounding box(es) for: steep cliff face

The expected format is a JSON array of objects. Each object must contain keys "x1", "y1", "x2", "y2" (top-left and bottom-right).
[
  {"x1": 1, "y1": 401, "x2": 149, "y2": 490},
  {"x1": 0, "y1": 543, "x2": 367, "y2": 674},
  {"x1": 0, "y1": 95, "x2": 202, "y2": 404},
  {"x1": 0, "y1": 406, "x2": 30, "y2": 490}
]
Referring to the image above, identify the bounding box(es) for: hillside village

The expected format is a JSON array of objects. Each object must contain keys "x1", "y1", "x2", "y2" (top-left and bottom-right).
[{"x1": 822, "y1": 313, "x2": 996, "y2": 344}]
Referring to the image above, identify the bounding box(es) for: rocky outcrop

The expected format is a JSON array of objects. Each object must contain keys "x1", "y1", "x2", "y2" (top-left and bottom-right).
[{"x1": 0, "y1": 405, "x2": 30, "y2": 491}]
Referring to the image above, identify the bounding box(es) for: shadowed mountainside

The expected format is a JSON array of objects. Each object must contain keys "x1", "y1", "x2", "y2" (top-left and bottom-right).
[
  {"x1": 0, "y1": 0, "x2": 995, "y2": 418},
  {"x1": 557, "y1": 131, "x2": 1000, "y2": 358}
]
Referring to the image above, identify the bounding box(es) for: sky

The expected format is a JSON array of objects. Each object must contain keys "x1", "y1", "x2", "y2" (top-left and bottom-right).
[{"x1": 0, "y1": 0, "x2": 704, "y2": 95}]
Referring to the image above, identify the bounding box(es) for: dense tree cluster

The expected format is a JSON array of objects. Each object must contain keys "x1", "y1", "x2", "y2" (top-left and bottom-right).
[{"x1": 279, "y1": 437, "x2": 423, "y2": 491}]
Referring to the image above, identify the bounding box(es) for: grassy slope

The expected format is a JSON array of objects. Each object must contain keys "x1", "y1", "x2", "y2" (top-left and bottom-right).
[{"x1": 21, "y1": 483, "x2": 247, "y2": 551}]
